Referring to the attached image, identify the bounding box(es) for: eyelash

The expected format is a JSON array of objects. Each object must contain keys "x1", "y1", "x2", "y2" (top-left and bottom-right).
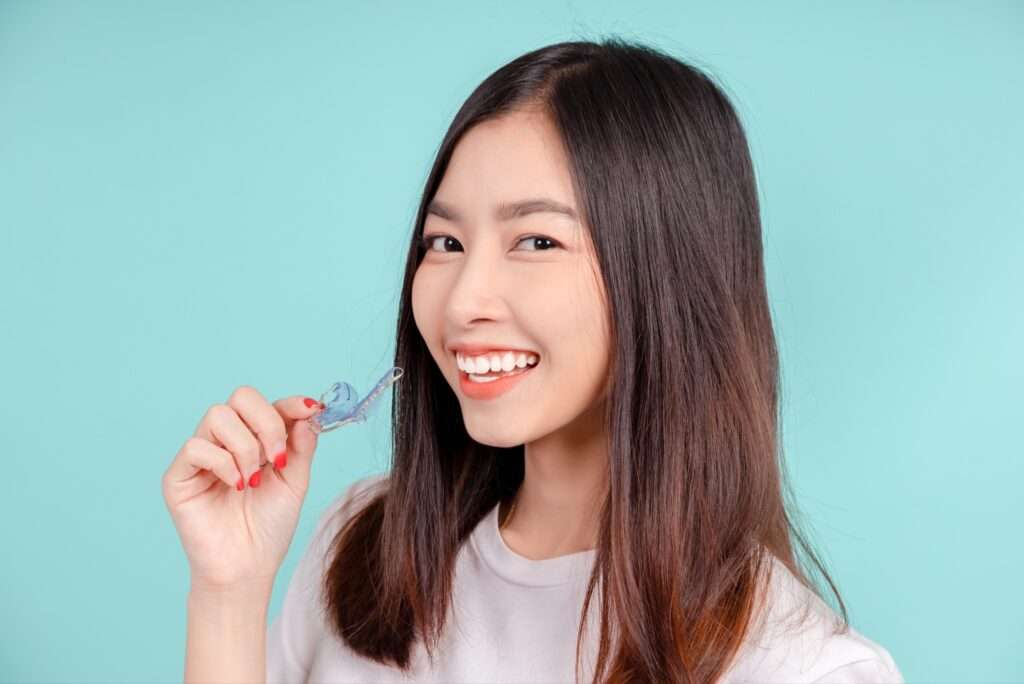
[{"x1": 419, "y1": 234, "x2": 562, "y2": 253}]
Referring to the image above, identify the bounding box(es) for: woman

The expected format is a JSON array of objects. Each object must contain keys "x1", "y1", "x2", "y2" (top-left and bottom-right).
[{"x1": 164, "y1": 38, "x2": 904, "y2": 683}]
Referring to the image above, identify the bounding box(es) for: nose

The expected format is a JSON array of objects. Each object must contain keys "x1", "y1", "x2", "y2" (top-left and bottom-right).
[{"x1": 443, "y1": 243, "x2": 509, "y2": 326}]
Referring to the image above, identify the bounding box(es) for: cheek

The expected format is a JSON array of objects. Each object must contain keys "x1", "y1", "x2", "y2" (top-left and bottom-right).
[
  {"x1": 412, "y1": 269, "x2": 453, "y2": 366},
  {"x1": 565, "y1": 273, "x2": 609, "y2": 353}
]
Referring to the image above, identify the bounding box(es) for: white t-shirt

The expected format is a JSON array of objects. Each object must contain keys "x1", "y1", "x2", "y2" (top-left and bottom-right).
[{"x1": 267, "y1": 473, "x2": 904, "y2": 683}]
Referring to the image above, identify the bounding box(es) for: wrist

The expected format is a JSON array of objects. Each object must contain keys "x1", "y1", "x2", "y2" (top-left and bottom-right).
[
  {"x1": 188, "y1": 580, "x2": 273, "y2": 623},
  {"x1": 190, "y1": 574, "x2": 275, "y2": 598}
]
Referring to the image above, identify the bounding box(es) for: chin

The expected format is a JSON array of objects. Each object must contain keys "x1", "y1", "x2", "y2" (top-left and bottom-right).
[{"x1": 463, "y1": 419, "x2": 535, "y2": 449}]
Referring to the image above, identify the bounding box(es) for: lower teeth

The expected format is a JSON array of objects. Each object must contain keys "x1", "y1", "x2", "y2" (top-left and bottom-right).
[{"x1": 467, "y1": 366, "x2": 532, "y2": 383}]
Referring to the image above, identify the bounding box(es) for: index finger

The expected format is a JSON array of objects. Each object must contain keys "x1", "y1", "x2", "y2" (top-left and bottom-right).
[
  {"x1": 226, "y1": 386, "x2": 289, "y2": 473},
  {"x1": 272, "y1": 394, "x2": 325, "y2": 428}
]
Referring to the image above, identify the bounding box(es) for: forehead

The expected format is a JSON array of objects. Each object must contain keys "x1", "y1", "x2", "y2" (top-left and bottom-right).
[{"x1": 434, "y1": 108, "x2": 576, "y2": 211}]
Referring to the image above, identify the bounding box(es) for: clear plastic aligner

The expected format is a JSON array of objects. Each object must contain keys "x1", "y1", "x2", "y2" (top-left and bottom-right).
[{"x1": 307, "y1": 367, "x2": 404, "y2": 434}]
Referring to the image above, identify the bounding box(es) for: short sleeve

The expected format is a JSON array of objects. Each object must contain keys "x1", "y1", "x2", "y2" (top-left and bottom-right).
[
  {"x1": 266, "y1": 473, "x2": 389, "y2": 684},
  {"x1": 810, "y1": 657, "x2": 905, "y2": 683}
]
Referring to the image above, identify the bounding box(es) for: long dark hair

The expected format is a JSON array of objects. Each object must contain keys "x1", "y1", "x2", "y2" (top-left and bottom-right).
[{"x1": 321, "y1": 37, "x2": 849, "y2": 683}]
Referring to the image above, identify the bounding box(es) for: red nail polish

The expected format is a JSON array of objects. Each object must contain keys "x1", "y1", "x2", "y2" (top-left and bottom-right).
[
  {"x1": 274, "y1": 452, "x2": 287, "y2": 470},
  {"x1": 236, "y1": 477, "x2": 245, "y2": 491},
  {"x1": 249, "y1": 470, "x2": 261, "y2": 488},
  {"x1": 303, "y1": 397, "x2": 318, "y2": 408}
]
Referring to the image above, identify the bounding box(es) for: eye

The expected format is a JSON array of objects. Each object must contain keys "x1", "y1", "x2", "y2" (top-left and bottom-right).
[
  {"x1": 419, "y1": 234, "x2": 562, "y2": 253},
  {"x1": 420, "y1": 234, "x2": 461, "y2": 253},
  {"x1": 515, "y1": 235, "x2": 560, "y2": 251}
]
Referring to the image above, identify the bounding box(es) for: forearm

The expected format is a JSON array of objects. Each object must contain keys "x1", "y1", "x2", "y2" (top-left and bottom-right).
[{"x1": 185, "y1": 583, "x2": 272, "y2": 684}]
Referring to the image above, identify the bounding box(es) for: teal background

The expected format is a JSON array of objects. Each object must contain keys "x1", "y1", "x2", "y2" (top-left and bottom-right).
[{"x1": 1, "y1": 1, "x2": 1021, "y2": 682}]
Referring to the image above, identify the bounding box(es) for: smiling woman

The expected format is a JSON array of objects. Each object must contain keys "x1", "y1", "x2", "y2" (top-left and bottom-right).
[{"x1": 265, "y1": 37, "x2": 904, "y2": 684}]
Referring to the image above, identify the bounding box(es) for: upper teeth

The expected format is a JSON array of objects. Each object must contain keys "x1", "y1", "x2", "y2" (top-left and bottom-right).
[{"x1": 457, "y1": 351, "x2": 539, "y2": 374}]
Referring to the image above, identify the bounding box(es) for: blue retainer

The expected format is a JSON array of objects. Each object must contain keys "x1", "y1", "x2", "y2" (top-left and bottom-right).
[{"x1": 307, "y1": 366, "x2": 404, "y2": 434}]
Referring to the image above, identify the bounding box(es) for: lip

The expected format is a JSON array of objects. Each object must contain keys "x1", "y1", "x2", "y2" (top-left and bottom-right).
[
  {"x1": 449, "y1": 344, "x2": 540, "y2": 357},
  {"x1": 457, "y1": 363, "x2": 537, "y2": 400}
]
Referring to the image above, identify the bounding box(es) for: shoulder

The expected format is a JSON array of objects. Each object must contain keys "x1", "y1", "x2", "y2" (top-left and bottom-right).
[
  {"x1": 293, "y1": 472, "x2": 390, "y2": 590},
  {"x1": 267, "y1": 473, "x2": 391, "y2": 681},
  {"x1": 724, "y1": 554, "x2": 904, "y2": 683},
  {"x1": 314, "y1": 472, "x2": 390, "y2": 543},
  {"x1": 328, "y1": 471, "x2": 390, "y2": 517}
]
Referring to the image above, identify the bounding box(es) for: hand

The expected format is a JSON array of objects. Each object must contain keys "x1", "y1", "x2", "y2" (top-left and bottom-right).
[{"x1": 161, "y1": 386, "x2": 324, "y2": 591}]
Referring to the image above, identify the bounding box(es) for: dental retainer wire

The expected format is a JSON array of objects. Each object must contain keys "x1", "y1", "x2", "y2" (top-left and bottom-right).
[{"x1": 307, "y1": 366, "x2": 404, "y2": 434}]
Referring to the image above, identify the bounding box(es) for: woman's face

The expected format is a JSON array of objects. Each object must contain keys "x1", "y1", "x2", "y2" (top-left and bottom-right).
[{"x1": 412, "y1": 107, "x2": 611, "y2": 448}]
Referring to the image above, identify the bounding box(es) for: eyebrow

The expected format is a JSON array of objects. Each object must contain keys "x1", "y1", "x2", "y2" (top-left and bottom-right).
[{"x1": 426, "y1": 197, "x2": 579, "y2": 223}]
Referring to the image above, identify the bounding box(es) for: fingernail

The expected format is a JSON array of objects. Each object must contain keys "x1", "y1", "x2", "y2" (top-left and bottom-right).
[
  {"x1": 303, "y1": 397, "x2": 319, "y2": 408},
  {"x1": 249, "y1": 470, "x2": 262, "y2": 488},
  {"x1": 236, "y1": 477, "x2": 245, "y2": 491},
  {"x1": 271, "y1": 439, "x2": 287, "y2": 470}
]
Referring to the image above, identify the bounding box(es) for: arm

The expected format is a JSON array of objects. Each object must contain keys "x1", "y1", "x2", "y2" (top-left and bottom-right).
[{"x1": 185, "y1": 581, "x2": 273, "y2": 684}]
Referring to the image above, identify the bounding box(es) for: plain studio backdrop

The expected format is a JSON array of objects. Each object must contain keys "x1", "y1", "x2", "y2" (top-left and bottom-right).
[{"x1": 1, "y1": 1, "x2": 1021, "y2": 682}]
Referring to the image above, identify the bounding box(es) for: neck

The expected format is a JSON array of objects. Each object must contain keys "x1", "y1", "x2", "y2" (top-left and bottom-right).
[{"x1": 499, "y1": 401, "x2": 607, "y2": 559}]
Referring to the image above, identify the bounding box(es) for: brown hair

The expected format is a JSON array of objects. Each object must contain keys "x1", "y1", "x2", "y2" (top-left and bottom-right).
[{"x1": 319, "y1": 37, "x2": 848, "y2": 683}]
